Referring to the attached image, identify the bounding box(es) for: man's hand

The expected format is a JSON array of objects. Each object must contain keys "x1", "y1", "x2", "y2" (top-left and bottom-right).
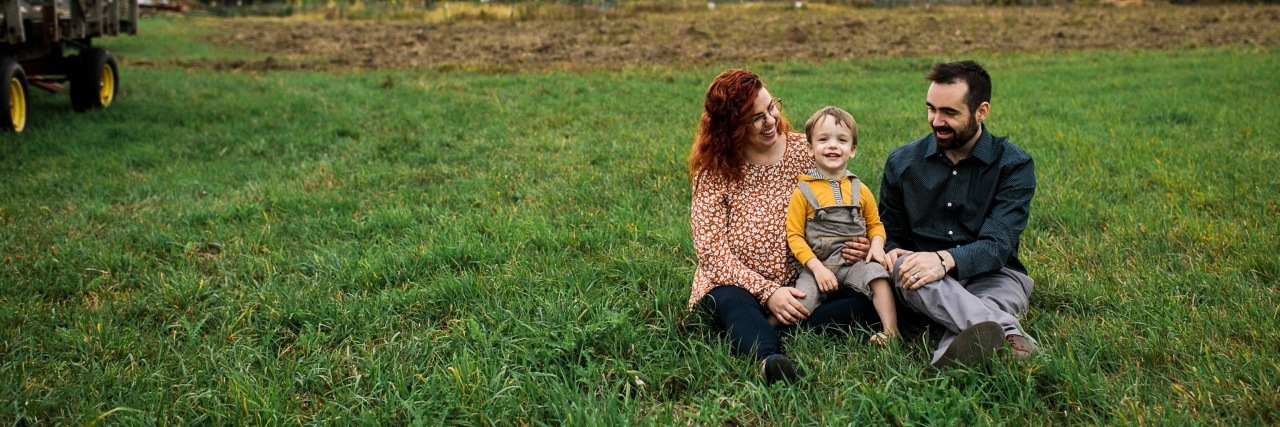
[
  {"x1": 841, "y1": 237, "x2": 871, "y2": 264},
  {"x1": 766, "y1": 288, "x2": 811, "y2": 326},
  {"x1": 813, "y1": 265, "x2": 838, "y2": 293},
  {"x1": 885, "y1": 248, "x2": 912, "y2": 271},
  {"x1": 896, "y1": 251, "x2": 947, "y2": 290}
]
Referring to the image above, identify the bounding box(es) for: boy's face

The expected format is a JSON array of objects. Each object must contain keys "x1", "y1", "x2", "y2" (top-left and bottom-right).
[{"x1": 809, "y1": 115, "x2": 856, "y2": 176}]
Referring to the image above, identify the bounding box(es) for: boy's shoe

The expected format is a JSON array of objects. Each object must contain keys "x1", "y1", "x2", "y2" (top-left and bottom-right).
[
  {"x1": 932, "y1": 321, "x2": 1004, "y2": 370},
  {"x1": 761, "y1": 354, "x2": 803, "y2": 384}
]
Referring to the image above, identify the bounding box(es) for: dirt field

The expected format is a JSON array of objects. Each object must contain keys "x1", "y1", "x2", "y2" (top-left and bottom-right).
[{"x1": 198, "y1": 4, "x2": 1280, "y2": 72}]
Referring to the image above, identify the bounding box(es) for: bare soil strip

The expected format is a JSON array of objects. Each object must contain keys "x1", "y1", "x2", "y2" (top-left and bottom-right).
[{"x1": 193, "y1": 5, "x2": 1279, "y2": 72}]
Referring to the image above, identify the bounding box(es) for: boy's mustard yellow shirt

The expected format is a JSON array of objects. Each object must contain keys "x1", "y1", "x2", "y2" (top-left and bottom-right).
[{"x1": 785, "y1": 173, "x2": 887, "y2": 266}]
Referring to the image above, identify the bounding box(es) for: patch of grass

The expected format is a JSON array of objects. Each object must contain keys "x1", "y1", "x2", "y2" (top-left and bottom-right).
[
  {"x1": 104, "y1": 14, "x2": 270, "y2": 65},
  {"x1": 1, "y1": 20, "x2": 1277, "y2": 424}
]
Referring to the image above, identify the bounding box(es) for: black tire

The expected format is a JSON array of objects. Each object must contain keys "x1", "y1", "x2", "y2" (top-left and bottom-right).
[
  {"x1": 1, "y1": 57, "x2": 28, "y2": 133},
  {"x1": 71, "y1": 48, "x2": 119, "y2": 112}
]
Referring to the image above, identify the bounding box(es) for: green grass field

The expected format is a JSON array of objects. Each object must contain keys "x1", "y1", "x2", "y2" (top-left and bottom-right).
[{"x1": 2, "y1": 15, "x2": 1278, "y2": 425}]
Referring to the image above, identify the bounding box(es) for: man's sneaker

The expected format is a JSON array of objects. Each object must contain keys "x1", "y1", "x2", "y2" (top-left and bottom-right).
[
  {"x1": 1005, "y1": 334, "x2": 1038, "y2": 361},
  {"x1": 932, "y1": 321, "x2": 1004, "y2": 369},
  {"x1": 761, "y1": 354, "x2": 802, "y2": 384}
]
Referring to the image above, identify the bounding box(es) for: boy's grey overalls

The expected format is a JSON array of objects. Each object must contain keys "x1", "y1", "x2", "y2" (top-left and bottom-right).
[{"x1": 793, "y1": 176, "x2": 891, "y2": 313}]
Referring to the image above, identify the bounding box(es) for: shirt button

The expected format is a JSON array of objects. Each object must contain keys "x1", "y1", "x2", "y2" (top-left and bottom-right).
[
  {"x1": 951, "y1": 170, "x2": 957, "y2": 176},
  {"x1": 947, "y1": 202, "x2": 953, "y2": 207},
  {"x1": 948, "y1": 230, "x2": 954, "y2": 235}
]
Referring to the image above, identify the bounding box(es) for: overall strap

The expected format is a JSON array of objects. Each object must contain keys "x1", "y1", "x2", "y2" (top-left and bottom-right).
[
  {"x1": 797, "y1": 181, "x2": 822, "y2": 209},
  {"x1": 847, "y1": 177, "x2": 862, "y2": 208}
]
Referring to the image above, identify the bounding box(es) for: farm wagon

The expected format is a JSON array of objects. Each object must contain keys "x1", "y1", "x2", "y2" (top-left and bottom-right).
[{"x1": 2, "y1": 0, "x2": 137, "y2": 133}]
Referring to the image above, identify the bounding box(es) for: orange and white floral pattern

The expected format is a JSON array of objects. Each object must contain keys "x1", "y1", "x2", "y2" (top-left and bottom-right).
[{"x1": 689, "y1": 132, "x2": 814, "y2": 310}]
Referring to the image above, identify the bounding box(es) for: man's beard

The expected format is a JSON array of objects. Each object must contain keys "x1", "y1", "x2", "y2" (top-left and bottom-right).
[{"x1": 935, "y1": 115, "x2": 980, "y2": 151}]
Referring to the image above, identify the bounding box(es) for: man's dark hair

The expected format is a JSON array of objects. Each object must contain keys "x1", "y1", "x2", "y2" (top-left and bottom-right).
[{"x1": 926, "y1": 60, "x2": 991, "y2": 114}]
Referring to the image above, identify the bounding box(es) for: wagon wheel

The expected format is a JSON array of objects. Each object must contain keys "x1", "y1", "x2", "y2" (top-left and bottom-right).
[
  {"x1": 71, "y1": 48, "x2": 119, "y2": 112},
  {"x1": 1, "y1": 57, "x2": 28, "y2": 133}
]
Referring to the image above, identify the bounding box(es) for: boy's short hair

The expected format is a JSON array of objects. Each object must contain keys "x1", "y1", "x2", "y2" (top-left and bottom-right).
[{"x1": 803, "y1": 106, "x2": 858, "y2": 148}]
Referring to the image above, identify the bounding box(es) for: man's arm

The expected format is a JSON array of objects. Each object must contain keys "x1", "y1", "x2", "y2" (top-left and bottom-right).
[{"x1": 878, "y1": 158, "x2": 910, "y2": 253}]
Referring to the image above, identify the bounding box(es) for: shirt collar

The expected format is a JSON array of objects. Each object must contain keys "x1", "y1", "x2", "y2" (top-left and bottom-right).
[
  {"x1": 803, "y1": 169, "x2": 855, "y2": 181},
  {"x1": 924, "y1": 126, "x2": 996, "y2": 165}
]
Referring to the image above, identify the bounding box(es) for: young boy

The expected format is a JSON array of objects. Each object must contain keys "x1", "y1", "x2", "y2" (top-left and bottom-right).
[{"x1": 784, "y1": 106, "x2": 898, "y2": 344}]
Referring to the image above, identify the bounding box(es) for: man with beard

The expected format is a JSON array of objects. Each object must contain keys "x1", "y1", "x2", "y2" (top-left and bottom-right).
[{"x1": 879, "y1": 60, "x2": 1039, "y2": 368}]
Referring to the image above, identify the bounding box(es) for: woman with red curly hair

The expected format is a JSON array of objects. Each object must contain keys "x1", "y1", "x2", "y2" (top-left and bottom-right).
[{"x1": 689, "y1": 69, "x2": 878, "y2": 384}]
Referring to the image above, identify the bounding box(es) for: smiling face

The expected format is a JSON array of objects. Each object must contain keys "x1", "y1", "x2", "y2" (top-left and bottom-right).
[
  {"x1": 926, "y1": 81, "x2": 988, "y2": 152},
  {"x1": 808, "y1": 114, "x2": 856, "y2": 179},
  {"x1": 744, "y1": 88, "x2": 782, "y2": 152}
]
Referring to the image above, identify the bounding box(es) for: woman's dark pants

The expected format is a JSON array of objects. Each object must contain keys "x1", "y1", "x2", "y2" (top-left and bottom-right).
[{"x1": 698, "y1": 285, "x2": 880, "y2": 361}]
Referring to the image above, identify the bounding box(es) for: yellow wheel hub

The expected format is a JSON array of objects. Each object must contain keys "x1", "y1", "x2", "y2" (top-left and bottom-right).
[
  {"x1": 99, "y1": 64, "x2": 115, "y2": 107},
  {"x1": 9, "y1": 76, "x2": 25, "y2": 132}
]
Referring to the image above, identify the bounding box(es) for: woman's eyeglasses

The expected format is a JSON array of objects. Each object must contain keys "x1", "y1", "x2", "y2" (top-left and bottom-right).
[{"x1": 751, "y1": 98, "x2": 782, "y2": 130}]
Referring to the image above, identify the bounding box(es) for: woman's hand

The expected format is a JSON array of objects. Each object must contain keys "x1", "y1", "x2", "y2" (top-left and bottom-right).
[
  {"x1": 766, "y1": 288, "x2": 811, "y2": 326},
  {"x1": 840, "y1": 237, "x2": 871, "y2": 264}
]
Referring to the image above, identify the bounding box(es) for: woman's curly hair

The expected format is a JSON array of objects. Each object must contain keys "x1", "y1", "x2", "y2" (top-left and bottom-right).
[{"x1": 689, "y1": 69, "x2": 793, "y2": 183}]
